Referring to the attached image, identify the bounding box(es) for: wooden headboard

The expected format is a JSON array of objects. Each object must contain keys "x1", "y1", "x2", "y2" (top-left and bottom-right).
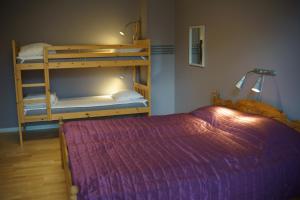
[{"x1": 211, "y1": 91, "x2": 300, "y2": 132}]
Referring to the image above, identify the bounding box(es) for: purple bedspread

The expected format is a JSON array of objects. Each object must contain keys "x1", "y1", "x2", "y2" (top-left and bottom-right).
[{"x1": 63, "y1": 106, "x2": 300, "y2": 200}]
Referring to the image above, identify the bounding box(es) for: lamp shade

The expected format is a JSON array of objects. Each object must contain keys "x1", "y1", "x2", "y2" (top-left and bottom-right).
[
  {"x1": 119, "y1": 31, "x2": 125, "y2": 36},
  {"x1": 251, "y1": 76, "x2": 263, "y2": 93},
  {"x1": 235, "y1": 75, "x2": 246, "y2": 89}
]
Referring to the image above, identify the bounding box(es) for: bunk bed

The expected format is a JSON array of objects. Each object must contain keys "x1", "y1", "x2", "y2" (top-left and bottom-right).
[{"x1": 12, "y1": 39, "x2": 151, "y2": 146}]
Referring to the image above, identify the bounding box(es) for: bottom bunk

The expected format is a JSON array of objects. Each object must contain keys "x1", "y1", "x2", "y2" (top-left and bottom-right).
[
  {"x1": 22, "y1": 89, "x2": 150, "y2": 122},
  {"x1": 24, "y1": 95, "x2": 148, "y2": 116}
]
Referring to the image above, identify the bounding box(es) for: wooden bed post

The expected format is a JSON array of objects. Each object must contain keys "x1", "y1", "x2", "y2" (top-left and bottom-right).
[
  {"x1": 146, "y1": 40, "x2": 151, "y2": 116},
  {"x1": 211, "y1": 91, "x2": 234, "y2": 108},
  {"x1": 70, "y1": 186, "x2": 79, "y2": 200},
  {"x1": 18, "y1": 123, "x2": 23, "y2": 147},
  {"x1": 12, "y1": 40, "x2": 24, "y2": 147},
  {"x1": 59, "y1": 119, "x2": 64, "y2": 169},
  {"x1": 59, "y1": 118, "x2": 79, "y2": 200}
]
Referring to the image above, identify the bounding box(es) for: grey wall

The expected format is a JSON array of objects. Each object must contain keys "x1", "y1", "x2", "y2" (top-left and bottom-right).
[
  {"x1": 0, "y1": 0, "x2": 140, "y2": 128},
  {"x1": 0, "y1": 0, "x2": 176, "y2": 129},
  {"x1": 146, "y1": 0, "x2": 176, "y2": 115},
  {"x1": 175, "y1": 0, "x2": 300, "y2": 120}
]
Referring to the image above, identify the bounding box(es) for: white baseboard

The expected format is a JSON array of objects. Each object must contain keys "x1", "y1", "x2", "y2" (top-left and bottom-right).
[{"x1": 0, "y1": 124, "x2": 59, "y2": 134}]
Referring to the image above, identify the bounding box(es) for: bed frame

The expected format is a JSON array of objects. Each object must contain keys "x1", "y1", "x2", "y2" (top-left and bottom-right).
[
  {"x1": 59, "y1": 91, "x2": 300, "y2": 200},
  {"x1": 12, "y1": 39, "x2": 151, "y2": 146},
  {"x1": 211, "y1": 91, "x2": 300, "y2": 132},
  {"x1": 59, "y1": 120, "x2": 78, "y2": 200}
]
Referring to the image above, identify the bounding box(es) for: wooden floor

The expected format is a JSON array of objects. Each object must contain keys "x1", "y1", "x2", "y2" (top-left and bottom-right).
[
  {"x1": 0, "y1": 129, "x2": 299, "y2": 200},
  {"x1": 0, "y1": 130, "x2": 67, "y2": 200}
]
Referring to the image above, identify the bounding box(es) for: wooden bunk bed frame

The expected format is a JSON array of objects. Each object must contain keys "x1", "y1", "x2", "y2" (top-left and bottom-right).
[
  {"x1": 59, "y1": 91, "x2": 300, "y2": 200},
  {"x1": 12, "y1": 39, "x2": 152, "y2": 147}
]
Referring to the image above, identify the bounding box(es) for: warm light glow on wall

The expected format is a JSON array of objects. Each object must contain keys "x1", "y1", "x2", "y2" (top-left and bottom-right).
[
  {"x1": 97, "y1": 35, "x2": 122, "y2": 45},
  {"x1": 100, "y1": 77, "x2": 126, "y2": 95}
]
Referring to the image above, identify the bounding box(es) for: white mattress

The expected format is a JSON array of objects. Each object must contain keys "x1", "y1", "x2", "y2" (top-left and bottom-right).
[
  {"x1": 24, "y1": 95, "x2": 147, "y2": 114},
  {"x1": 17, "y1": 48, "x2": 145, "y2": 63}
]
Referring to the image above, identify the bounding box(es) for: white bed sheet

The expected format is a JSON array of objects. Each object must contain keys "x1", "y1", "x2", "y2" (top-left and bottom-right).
[
  {"x1": 17, "y1": 48, "x2": 145, "y2": 63},
  {"x1": 24, "y1": 95, "x2": 147, "y2": 113},
  {"x1": 17, "y1": 56, "x2": 44, "y2": 63}
]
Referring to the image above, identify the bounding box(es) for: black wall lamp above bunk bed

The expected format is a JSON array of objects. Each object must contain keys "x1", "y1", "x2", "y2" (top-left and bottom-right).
[{"x1": 12, "y1": 39, "x2": 152, "y2": 146}]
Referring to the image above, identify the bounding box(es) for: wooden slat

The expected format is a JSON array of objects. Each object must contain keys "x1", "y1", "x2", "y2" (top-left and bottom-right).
[
  {"x1": 48, "y1": 52, "x2": 148, "y2": 59},
  {"x1": 48, "y1": 60, "x2": 149, "y2": 69},
  {"x1": 23, "y1": 115, "x2": 48, "y2": 123},
  {"x1": 22, "y1": 83, "x2": 45, "y2": 88},
  {"x1": 16, "y1": 63, "x2": 44, "y2": 70},
  {"x1": 23, "y1": 99, "x2": 45, "y2": 104},
  {"x1": 134, "y1": 82, "x2": 149, "y2": 91},
  {"x1": 51, "y1": 107, "x2": 150, "y2": 121},
  {"x1": 23, "y1": 107, "x2": 150, "y2": 123},
  {"x1": 47, "y1": 43, "x2": 148, "y2": 51}
]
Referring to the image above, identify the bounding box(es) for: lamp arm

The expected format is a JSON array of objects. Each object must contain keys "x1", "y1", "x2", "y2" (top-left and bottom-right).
[
  {"x1": 259, "y1": 75, "x2": 265, "y2": 100},
  {"x1": 121, "y1": 19, "x2": 141, "y2": 41},
  {"x1": 124, "y1": 20, "x2": 140, "y2": 28}
]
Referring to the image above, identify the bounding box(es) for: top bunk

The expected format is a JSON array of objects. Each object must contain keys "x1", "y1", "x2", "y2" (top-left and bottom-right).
[{"x1": 12, "y1": 39, "x2": 151, "y2": 70}]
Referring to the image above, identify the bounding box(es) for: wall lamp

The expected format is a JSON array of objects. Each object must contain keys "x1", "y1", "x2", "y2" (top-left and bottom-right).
[
  {"x1": 235, "y1": 68, "x2": 276, "y2": 97},
  {"x1": 119, "y1": 19, "x2": 141, "y2": 41}
]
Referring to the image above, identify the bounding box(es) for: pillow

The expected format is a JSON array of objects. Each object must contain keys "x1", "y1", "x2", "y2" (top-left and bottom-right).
[
  {"x1": 18, "y1": 43, "x2": 52, "y2": 58},
  {"x1": 112, "y1": 90, "x2": 143, "y2": 102}
]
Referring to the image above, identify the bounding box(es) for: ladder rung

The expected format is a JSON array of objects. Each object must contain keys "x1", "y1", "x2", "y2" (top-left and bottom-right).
[
  {"x1": 24, "y1": 115, "x2": 48, "y2": 122},
  {"x1": 22, "y1": 83, "x2": 46, "y2": 88},
  {"x1": 23, "y1": 99, "x2": 46, "y2": 104}
]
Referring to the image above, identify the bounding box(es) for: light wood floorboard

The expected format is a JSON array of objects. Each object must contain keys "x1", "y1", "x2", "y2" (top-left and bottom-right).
[{"x1": 0, "y1": 130, "x2": 67, "y2": 200}]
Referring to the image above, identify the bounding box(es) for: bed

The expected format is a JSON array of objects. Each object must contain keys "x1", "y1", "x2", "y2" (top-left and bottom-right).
[
  {"x1": 60, "y1": 94, "x2": 300, "y2": 200},
  {"x1": 12, "y1": 40, "x2": 151, "y2": 146}
]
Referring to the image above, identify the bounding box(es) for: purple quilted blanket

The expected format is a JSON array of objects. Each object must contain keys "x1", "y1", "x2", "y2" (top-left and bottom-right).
[{"x1": 63, "y1": 106, "x2": 300, "y2": 200}]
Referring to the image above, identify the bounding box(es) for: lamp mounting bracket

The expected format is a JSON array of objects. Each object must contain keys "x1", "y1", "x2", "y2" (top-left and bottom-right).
[{"x1": 252, "y1": 68, "x2": 276, "y2": 76}]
